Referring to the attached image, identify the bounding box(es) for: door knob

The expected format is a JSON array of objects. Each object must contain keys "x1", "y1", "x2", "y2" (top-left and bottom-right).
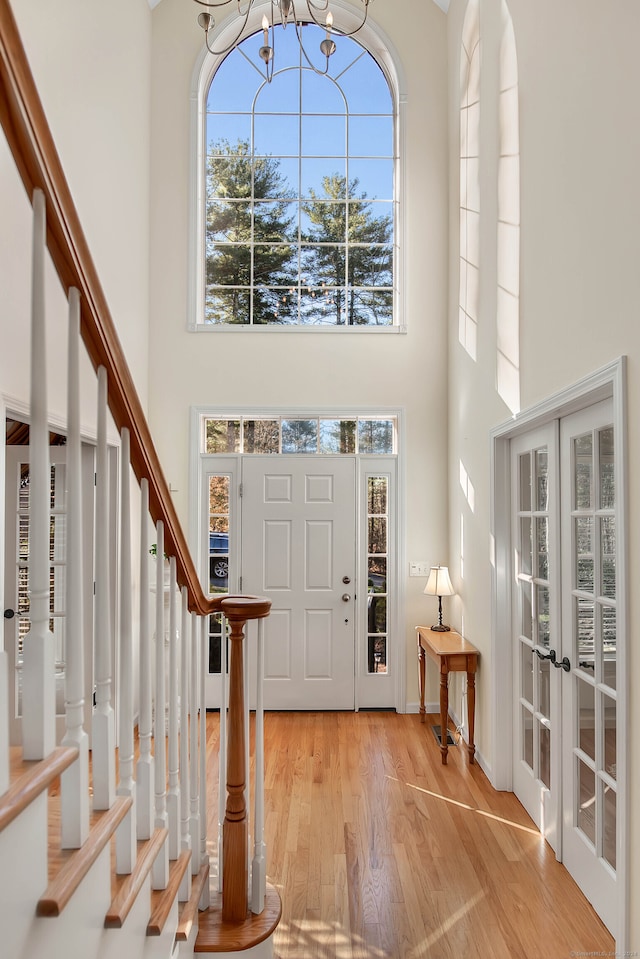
[
  {"x1": 342, "y1": 593, "x2": 351, "y2": 602},
  {"x1": 4, "y1": 608, "x2": 15, "y2": 619}
]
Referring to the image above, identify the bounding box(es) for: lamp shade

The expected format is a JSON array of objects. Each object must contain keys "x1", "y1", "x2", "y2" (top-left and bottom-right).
[{"x1": 424, "y1": 565, "x2": 454, "y2": 597}]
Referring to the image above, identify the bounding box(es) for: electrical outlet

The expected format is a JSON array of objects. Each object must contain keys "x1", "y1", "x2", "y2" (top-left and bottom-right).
[{"x1": 409, "y1": 562, "x2": 431, "y2": 577}]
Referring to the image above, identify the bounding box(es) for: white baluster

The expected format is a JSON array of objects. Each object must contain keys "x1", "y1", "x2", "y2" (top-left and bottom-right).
[
  {"x1": 116, "y1": 428, "x2": 136, "y2": 872},
  {"x1": 60, "y1": 287, "x2": 89, "y2": 847},
  {"x1": 179, "y1": 590, "x2": 192, "y2": 902},
  {"x1": 92, "y1": 365, "x2": 116, "y2": 807},
  {"x1": 217, "y1": 612, "x2": 227, "y2": 893},
  {"x1": 199, "y1": 616, "x2": 210, "y2": 908},
  {"x1": 22, "y1": 188, "x2": 55, "y2": 761},
  {"x1": 136, "y1": 479, "x2": 154, "y2": 839},
  {"x1": 167, "y1": 558, "x2": 180, "y2": 859},
  {"x1": 152, "y1": 521, "x2": 169, "y2": 889},
  {"x1": 251, "y1": 617, "x2": 266, "y2": 914},
  {"x1": 189, "y1": 611, "x2": 200, "y2": 875}
]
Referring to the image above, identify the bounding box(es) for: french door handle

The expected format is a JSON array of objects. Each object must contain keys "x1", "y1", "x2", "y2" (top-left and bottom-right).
[
  {"x1": 534, "y1": 647, "x2": 571, "y2": 672},
  {"x1": 4, "y1": 608, "x2": 15, "y2": 619},
  {"x1": 535, "y1": 647, "x2": 557, "y2": 664},
  {"x1": 553, "y1": 656, "x2": 571, "y2": 672}
]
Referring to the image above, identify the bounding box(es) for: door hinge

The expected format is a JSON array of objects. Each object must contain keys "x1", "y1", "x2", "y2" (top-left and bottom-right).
[
  {"x1": 239, "y1": 576, "x2": 243, "y2": 592},
  {"x1": 239, "y1": 483, "x2": 244, "y2": 498}
]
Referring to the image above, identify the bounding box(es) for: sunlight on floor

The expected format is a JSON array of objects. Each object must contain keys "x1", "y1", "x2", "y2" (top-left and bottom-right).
[
  {"x1": 411, "y1": 889, "x2": 486, "y2": 958},
  {"x1": 387, "y1": 775, "x2": 541, "y2": 836},
  {"x1": 274, "y1": 919, "x2": 387, "y2": 959}
]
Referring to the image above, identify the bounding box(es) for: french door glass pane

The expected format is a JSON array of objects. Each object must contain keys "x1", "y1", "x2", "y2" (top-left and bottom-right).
[
  {"x1": 519, "y1": 517, "x2": 532, "y2": 575},
  {"x1": 521, "y1": 644, "x2": 533, "y2": 705},
  {"x1": 575, "y1": 516, "x2": 594, "y2": 590},
  {"x1": 522, "y1": 705, "x2": 533, "y2": 769},
  {"x1": 539, "y1": 722, "x2": 551, "y2": 789},
  {"x1": 539, "y1": 659, "x2": 550, "y2": 719},
  {"x1": 600, "y1": 516, "x2": 616, "y2": 598},
  {"x1": 521, "y1": 580, "x2": 533, "y2": 640},
  {"x1": 601, "y1": 605, "x2": 616, "y2": 690},
  {"x1": 574, "y1": 433, "x2": 594, "y2": 508},
  {"x1": 519, "y1": 452, "x2": 531, "y2": 510},
  {"x1": 536, "y1": 584, "x2": 550, "y2": 646},
  {"x1": 535, "y1": 450, "x2": 548, "y2": 510},
  {"x1": 577, "y1": 759, "x2": 596, "y2": 846},
  {"x1": 603, "y1": 692, "x2": 617, "y2": 778},
  {"x1": 599, "y1": 427, "x2": 615, "y2": 508},
  {"x1": 578, "y1": 678, "x2": 596, "y2": 761}
]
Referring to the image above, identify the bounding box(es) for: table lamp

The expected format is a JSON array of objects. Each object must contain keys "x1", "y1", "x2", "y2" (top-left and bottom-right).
[{"x1": 424, "y1": 565, "x2": 454, "y2": 632}]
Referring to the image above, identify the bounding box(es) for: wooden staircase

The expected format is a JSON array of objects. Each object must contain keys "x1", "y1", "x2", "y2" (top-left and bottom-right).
[{"x1": 0, "y1": 0, "x2": 282, "y2": 954}]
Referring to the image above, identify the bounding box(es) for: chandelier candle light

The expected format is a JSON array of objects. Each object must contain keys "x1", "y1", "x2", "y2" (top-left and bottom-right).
[
  {"x1": 194, "y1": 0, "x2": 371, "y2": 81},
  {"x1": 424, "y1": 565, "x2": 455, "y2": 632}
]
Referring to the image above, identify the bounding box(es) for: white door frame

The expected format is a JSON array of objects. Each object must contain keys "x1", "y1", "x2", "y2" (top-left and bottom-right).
[
  {"x1": 489, "y1": 357, "x2": 629, "y2": 950},
  {"x1": 189, "y1": 405, "x2": 406, "y2": 713}
]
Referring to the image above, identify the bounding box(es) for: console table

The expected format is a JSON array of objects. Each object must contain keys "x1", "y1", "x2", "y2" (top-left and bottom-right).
[{"x1": 416, "y1": 626, "x2": 479, "y2": 765}]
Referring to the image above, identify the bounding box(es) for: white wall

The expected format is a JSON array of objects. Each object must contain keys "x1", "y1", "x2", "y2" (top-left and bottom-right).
[
  {"x1": 447, "y1": 0, "x2": 640, "y2": 947},
  {"x1": 1, "y1": 0, "x2": 153, "y2": 415},
  {"x1": 147, "y1": 0, "x2": 450, "y2": 705}
]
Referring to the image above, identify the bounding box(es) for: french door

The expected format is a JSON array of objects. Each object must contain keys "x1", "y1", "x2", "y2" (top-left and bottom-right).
[
  {"x1": 510, "y1": 399, "x2": 618, "y2": 935},
  {"x1": 3, "y1": 444, "x2": 95, "y2": 745}
]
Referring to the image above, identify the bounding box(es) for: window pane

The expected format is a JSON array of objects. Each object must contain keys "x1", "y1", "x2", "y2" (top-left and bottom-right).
[
  {"x1": 319, "y1": 419, "x2": 356, "y2": 453},
  {"x1": 244, "y1": 420, "x2": 280, "y2": 454},
  {"x1": 207, "y1": 113, "x2": 251, "y2": 150},
  {"x1": 302, "y1": 202, "x2": 346, "y2": 243},
  {"x1": 367, "y1": 477, "x2": 388, "y2": 515},
  {"x1": 338, "y1": 54, "x2": 392, "y2": 113},
  {"x1": 603, "y1": 691, "x2": 616, "y2": 779},
  {"x1": 255, "y1": 68, "x2": 300, "y2": 113},
  {"x1": 302, "y1": 160, "x2": 347, "y2": 199},
  {"x1": 349, "y1": 116, "x2": 393, "y2": 157},
  {"x1": 254, "y1": 114, "x2": 299, "y2": 156},
  {"x1": 209, "y1": 475, "x2": 229, "y2": 515},
  {"x1": 600, "y1": 516, "x2": 616, "y2": 599},
  {"x1": 521, "y1": 645, "x2": 533, "y2": 705},
  {"x1": 368, "y1": 517, "x2": 387, "y2": 553},
  {"x1": 576, "y1": 597, "x2": 595, "y2": 661},
  {"x1": 576, "y1": 517, "x2": 594, "y2": 591},
  {"x1": 205, "y1": 289, "x2": 251, "y2": 325},
  {"x1": 519, "y1": 452, "x2": 531, "y2": 511},
  {"x1": 601, "y1": 605, "x2": 616, "y2": 690},
  {"x1": 348, "y1": 159, "x2": 394, "y2": 200},
  {"x1": 535, "y1": 584, "x2": 550, "y2": 647},
  {"x1": 368, "y1": 595, "x2": 386, "y2": 633},
  {"x1": 603, "y1": 782, "x2": 616, "y2": 870},
  {"x1": 207, "y1": 244, "x2": 251, "y2": 285},
  {"x1": 519, "y1": 517, "x2": 532, "y2": 576},
  {"x1": 575, "y1": 434, "x2": 593, "y2": 509},
  {"x1": 535, "y1": 516, "x2": 548, "y2": 580},
  {"x1": 539, "y1": 659, "x2": 550, "y2": 719},
  {"x1": 520, "y1": 580, "x2": 532, "y2": 640},
  {"x1": 368, "y1": 556, "x2": 386, "y2": 593},
  {"x1": 349, "y1": 245, "x2": 393, "y2": 287},
  {"x1": 367, "y1": 636, "x2": 387, "y2": 674},
  {"x1": 207, "y1": 200, "x2": 252, "y2": 243},
  {"x1": 253, "y1": 201, "x2": 299, "y2": 242},
  {"x1": 281, "y1": 419, "x2": 318, "y2": 453},
  {"x1": 599, "y1": 427, "x2": 615, "y2": 509},
  {"x1": 359, "y1": 420, "x2": 394, "y2": 454},
  {"x1": 299, "y1": 286, "x2": 345, "y2": 326},
  {"x1": 578, "y1": 678, "x2": 595, "y2": 761},
  {"x1": 539, "y1": 721, "x2": 551, "y2": 789},
  {"x1": 522, "y1": 705, "x2": 533, "y2": 770},
  {"x1": 577, "y1": 759, "x2": 596, "y2": 846},
  {"x1": 301, "y1": 115, "x2": 346, "y2": 156},
  {"x1": 206, "y1": 421, "x2": 240, "y2": 454},
  {"x1": 534, "y1": 449, "x2": 548, "y2": 510}
]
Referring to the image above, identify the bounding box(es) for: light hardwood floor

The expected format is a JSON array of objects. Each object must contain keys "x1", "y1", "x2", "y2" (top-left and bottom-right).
[{"x1": 206, "y1": 711, "x2": 614, "y2": 959}]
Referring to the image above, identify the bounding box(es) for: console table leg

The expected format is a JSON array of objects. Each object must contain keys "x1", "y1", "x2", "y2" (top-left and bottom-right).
[
  {"x1": 418, "y1": 644, "x2": 426, "y2": 723},
  {"x1": 467, "y1": 671, "x2": 476, "y2": 764},
  {"x1": 439, "y1": 669, "x2": 448, "y2": 764}
]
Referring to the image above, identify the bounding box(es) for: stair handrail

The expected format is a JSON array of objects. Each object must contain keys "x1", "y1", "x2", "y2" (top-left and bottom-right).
[{"x1": 0, "y1": 0, "x2": 208, "y2": 614}]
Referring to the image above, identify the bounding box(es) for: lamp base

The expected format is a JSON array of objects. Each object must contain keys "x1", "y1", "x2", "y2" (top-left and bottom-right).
[{"x1": 430, "y1": 624, "x2": 451, "y2": 632}]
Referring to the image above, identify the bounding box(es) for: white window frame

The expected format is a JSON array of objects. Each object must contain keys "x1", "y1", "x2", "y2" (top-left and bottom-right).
[{"x1": 187, "y1": 0, "x2": 407, "y2": 333}]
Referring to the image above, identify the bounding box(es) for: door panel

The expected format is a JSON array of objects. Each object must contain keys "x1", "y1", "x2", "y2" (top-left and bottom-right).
[
  {"x1": 561, "y1": 401, "x2": 617, "y2": 934},
  {"x1": 242, "y1": 456, "x2": 356, "y2": 709},
  {"x1": 510, "y1": 424, "x2": 561, "y2": 852}
]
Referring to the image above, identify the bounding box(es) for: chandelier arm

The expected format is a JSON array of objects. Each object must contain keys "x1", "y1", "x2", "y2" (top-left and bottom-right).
[
  {"x1": 193, "y1": 0, "x2": 244, "y2": 9},
  {"x1": 327, "y1": 1, "x2": 370, "y2": 38},
  {"x1": 201, "y1": 2, "x2": 254, "y2": 57},
  {"x1": 293, "y1": 18, "x2": 331, "y2": 76},
  {"x1": 302, "y1": 0, "x2": 331, "y2": 27}
]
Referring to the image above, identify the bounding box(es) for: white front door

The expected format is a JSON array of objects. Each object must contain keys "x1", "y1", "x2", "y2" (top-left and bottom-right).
[
  {"x1": 510, "y1": 424, "x2": 561, "y2": 852},
  {"x1": 560, "y1": 401, "x2": 617, "y2": 934},
  {"x1": 241, "y1": 456, "x2": 356, "y2": 710}
]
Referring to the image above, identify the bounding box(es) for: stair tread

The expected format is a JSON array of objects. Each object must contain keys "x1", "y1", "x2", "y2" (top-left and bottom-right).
[
  {"x1": 1, "y1": 746, "x2": 78, "y2": 834},
  {"x1": 104, "y1": 827, "x2": 169, "y2": 928},
  {"x1": 37, "y1": 795, "x2": 132, "y2": 917},
  {"x1": 194, "y1": 883, "x2": 281, "y2": 953},
  {"x1": 147, "y1": 849, "x2": 192, "y2": 937},
  {"x1": 176, "y1": 861, "x2": 210, "y2": 942}
]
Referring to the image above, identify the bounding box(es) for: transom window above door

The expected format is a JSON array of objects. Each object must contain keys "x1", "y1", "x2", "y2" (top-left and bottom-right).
[
  {"x1": 200, "y1": 21, "x2": 397, "y2": 328},
  {"x1": 201, "y1": 414, "x2": 396, "y2": 454}
]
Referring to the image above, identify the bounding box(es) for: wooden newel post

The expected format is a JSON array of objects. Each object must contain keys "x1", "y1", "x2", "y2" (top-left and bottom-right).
[{"x1": 220, "y1": 597, "x2": 271, "y2": 923}]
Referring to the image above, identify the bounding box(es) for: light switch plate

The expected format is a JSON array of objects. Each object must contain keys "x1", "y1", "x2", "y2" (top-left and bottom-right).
[{"x1": 409, "y1": 562, "x2": 431, "y2": 577}]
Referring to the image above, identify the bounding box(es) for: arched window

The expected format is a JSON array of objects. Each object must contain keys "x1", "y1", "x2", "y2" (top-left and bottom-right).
[
  {"x1": 196, "y1": 19, "x2": 397, "y2": 328},
  {"x1": 459, "y1": 0, "x2": 480, "y2": 360},
  {"x1": 496, "y1": 0, "x2": 520, "y2": 413}
]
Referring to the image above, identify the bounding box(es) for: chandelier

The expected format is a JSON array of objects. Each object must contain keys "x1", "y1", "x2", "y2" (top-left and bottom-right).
[{"x1": 193, "y1": 0, "x2": 371, "y2": 81}]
